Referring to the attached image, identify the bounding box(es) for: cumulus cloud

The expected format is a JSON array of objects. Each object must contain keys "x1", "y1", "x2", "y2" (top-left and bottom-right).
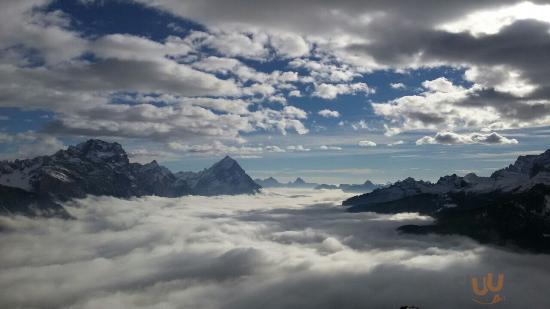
[
  {"x1": 358, "y1": 140, "x2": 377, "y2": 147},
  {"x1": 313, "y1": 83, "x2": 372, "y2": 100},
  {"x1": 270, "y1": 32, "x2": 310, "y2": 58},
  {"x1": 390, "y1": 82, "x2": 406, "y2": 89},
  {"x1": 416, "y1": 131, "x2": 519, "y2": 145},
  {"x1": 1, "y1": 189, "x2": 549, "y2": 308},
  {"x1": 3, "y1": 0, "x2": 550, "y2": 153},
  {"x1": 318, "y1": 109, "x2": 340, "y2": 118},
  {"x1": 288, "y1": 90, "x2": 302, "y2": 97},
  {"x1": 373, "y1": 77, "x2": 504, "y2": 135},
  {"x1": 0, "y1": 2, "x2": 312, "y2": 148},
  {"x1": 84, "y1": 0, "x2": 550, "y2": 143},
  {"x1": 197, "y1": 30, "x2": 269, "y2": 59}
]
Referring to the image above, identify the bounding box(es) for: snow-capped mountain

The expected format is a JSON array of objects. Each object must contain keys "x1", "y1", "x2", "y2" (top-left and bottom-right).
[
  {"x1": 175, "y1": 156, "x2": 261, "y2": 196},
  {"x1": 343, "y1": 149, "x2": 550, "y2": 252},
  {"x1": 344, "y1": 149, "x2": 550, "y2": 209},
  {"x1": 0, "y1": 139, "x2": 260, "y2": 217}
]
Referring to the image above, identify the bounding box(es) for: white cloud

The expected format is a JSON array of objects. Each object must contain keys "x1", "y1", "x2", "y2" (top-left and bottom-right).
[
  {"x1": 168, "y1": 140, "x2": 263, "y2": 155},
  {"x1": 313, "y1": 83, "x2": 372, "y2": 100},
  {"x1": 288, "y1": 90, "x2": 301, "y2": 97},
  {"x1": 416, "y1": 131, "x2": 519, "y2": 145},
  {"x1": 2, "y1": 0, "x2": 549, "y2": 154},
  {"x1": 91, "y1": 34, "x2": 191, "y2": 61},
  {"x1": 318, "y1": 109, "x2": 340, "y2": 118},
  {"x1": 351, "y1": 120, "x2": 369, "y2": 131},
  {"x1": 270, "y1": 33, "x2": 310, "y2": 58},
  {"x1": 358, "y1": 140, "x2": 377, "y2": 147},
  {"x1": 387, "y1": 140, "x2": 405, "y2": 146},
  {"x1": 390, "y1": 82, "x2": 406, "y2": 89},
  {"x1": 264, "y1": 145, "x2": 286, "y2": 153},
  {"x1": 0, "y1": 131, "x2": 64, "y2": 159},
  {"x1": 282, "y1": 106, "x2": 307, "y2": 119},
  {"x1": 0, "y1": 2, "x2": 87, "y2": 65},
  {"x1": 286, "y1": 145, "x2": 310, "y2": 152},
  {"x1": 439, "y1": 2, "x2": 550, "y2": 36},
  {"x1": 464, "y1": 65, "x2": 537, "y2": 97},
  {"x1": 200, "y1": 30, "x2": 269, "y2": 59},
  {"x1": 289, "y1": 58, "x2": 361, "y2": 83},
  {"x1": 319, "y1": 145, "x2": 342, "y2": 151},
  {"x1": 1, "y1": 188, "x2": 548, "y2": 308}
]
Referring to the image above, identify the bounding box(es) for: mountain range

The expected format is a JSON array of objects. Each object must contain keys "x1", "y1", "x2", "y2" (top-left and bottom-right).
[
  {"x1": 255, "y1": 177, "x2": 382, "y2": 193},
  {"x1": 0, "y1": 139, "x2": 260, "y2": 218},
  {"x1": 343, "y1": 149, "x2": 550, "y2": 252},
  {"x1": 255, "y1": 177, "x2": 318, "y2": 188}
]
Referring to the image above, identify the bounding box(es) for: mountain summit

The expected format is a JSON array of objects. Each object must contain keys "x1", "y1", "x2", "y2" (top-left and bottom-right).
[
  {"x1": 0, "y1": 140, "x2": 260, "y2": 217},
  {"x1": 175, "y1": 155, "x2": 261, "y2": 196}
]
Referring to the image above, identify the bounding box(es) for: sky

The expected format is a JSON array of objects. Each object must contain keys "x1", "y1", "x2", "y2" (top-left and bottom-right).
[
  {"x1": 1, "y1": 0, "x2": 550, "y2": 183},
  {"x1": 2, "y1": 188, "x2": 549, "y2": 308}
]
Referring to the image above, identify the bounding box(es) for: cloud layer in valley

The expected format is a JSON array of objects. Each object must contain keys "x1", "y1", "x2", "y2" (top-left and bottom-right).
[{"x1": 1, "y1": 188, "x2": 549, "y2": 309}]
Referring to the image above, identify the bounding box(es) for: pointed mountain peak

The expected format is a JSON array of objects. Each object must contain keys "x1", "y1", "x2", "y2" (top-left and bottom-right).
[
  {"x1": 211, "y1": 155, "x2": 240, "y2": 170},
  {"x1": 221, "y1": 155, "x2": 235, "y2": 162},
  {"x1": 294, "y1": 177, "x2": 306, "y2": 184}
]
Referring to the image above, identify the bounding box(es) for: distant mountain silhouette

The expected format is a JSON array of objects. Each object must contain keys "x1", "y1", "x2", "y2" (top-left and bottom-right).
[
  {"x1": 0, "y1": 139, "x2": 260, "y2": 217},
  {"x1": 254, "y1": 177, "x2": 319, "y2": 188},
  {"x1": 256, "y1": 176, "x2": 382, "y2": 193},
  {"x1": 254, "y1": 177, "x2": 283, "y2": 187}
]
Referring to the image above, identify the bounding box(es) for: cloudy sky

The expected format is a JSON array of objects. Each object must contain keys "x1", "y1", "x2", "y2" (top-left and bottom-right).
[
  {"x1": 1, "y1": 0, "x2": 550, "y2": 183},
  {"x1": 2, "y1": 188, "x2": 549, "y2": 308}
]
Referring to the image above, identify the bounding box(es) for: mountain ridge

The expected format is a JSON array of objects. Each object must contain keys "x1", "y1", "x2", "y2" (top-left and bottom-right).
[
  {"x1": 255, "y1": 176, "x2": 382, "y2": 193},
  {"x1": 343, "y1": 149, "x2": 550, "y2": 252},
  {"x1": 0, "y1": 139, "x2": 260, "y2": 217}
]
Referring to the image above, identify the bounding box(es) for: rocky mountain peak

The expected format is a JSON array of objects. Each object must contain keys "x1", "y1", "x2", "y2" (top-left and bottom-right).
[
  {"x1": 66, "y1": 139, "x2": 129, "y2": 165},
  {"x1": 212, "y1": 155, "x2": 238, "y2": 170},
  {"x1": 491, "y1": 149, "x2": 550, "y2": 179}
]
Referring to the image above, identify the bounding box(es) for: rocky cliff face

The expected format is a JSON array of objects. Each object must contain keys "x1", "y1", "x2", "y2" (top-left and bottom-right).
[
  {"x1": 0, "y1": 140, "x2": 260, "y2": 217},
  {"x1": 343, "y1": 149, "x2": 550, "y2": 252}
]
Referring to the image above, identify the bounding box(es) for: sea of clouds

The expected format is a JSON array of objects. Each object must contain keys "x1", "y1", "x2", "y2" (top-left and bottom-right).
[{"x1": 0, "y1": 188, "x2": 549, "y2": 309}]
